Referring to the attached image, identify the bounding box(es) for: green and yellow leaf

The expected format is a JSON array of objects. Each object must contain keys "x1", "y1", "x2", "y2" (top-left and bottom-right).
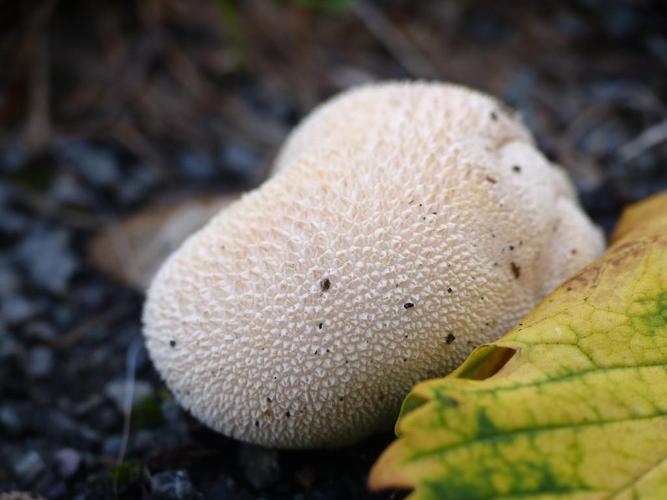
[{"x1": 369, "y1": 191, "x2": 667, "y2": 499}]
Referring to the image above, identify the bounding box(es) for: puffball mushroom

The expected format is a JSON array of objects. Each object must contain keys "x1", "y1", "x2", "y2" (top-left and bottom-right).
[{"x1": 143, "y1": 81, "x2": 604, "y2": 449}]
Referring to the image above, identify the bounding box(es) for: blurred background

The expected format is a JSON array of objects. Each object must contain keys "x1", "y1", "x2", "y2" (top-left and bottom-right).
[{"x1": 0, "y1": 1, "x2": 666, "y2": 499}]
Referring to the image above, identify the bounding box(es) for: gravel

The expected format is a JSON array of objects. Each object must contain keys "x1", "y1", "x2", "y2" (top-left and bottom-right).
[{"x1": 0, "y1": 2, "x2": 665, "y2": 499}]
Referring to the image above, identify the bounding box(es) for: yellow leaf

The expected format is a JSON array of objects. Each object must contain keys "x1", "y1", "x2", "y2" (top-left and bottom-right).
[{"x1": 369, "y1": 191, "x2": 667, "y2": 499}]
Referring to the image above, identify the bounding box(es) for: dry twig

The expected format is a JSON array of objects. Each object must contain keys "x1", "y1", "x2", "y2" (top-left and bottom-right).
[{"x1": 618, "y1": 117, "x2": 667, "y2": 162}]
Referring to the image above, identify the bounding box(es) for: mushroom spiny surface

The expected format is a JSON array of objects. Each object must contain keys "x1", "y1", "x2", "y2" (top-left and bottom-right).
[{"x1": 143, "y1": 82, "x2": 604, "y2": 448}]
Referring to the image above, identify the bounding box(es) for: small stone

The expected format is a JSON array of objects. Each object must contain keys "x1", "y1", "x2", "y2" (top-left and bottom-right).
[
  {"x1": 72, "y1": 395, "x2": 103, "y2": 418},
  {"x1": 1, "y1": 296, "x2": 37, "y2": 325},
  {"x1": 0, "y1": 330, "x2": 19, "y2": 358},
  {"x1": 49, "y1": 171, "x2": 94, "y2": 206},
  {"x1": 74, "y1": 282, "x2": 108, "y2": 309},
  {"x1": 0, "y1": 404, "x2": 23, "y2": 435},
  {"x1": 204, "y1": 477, "x2": 245, "y2": 500},
  {"x1": 131, "y1": 430, "x2": 157, "y2": 452},
  {"x1": 217, "y1": 144, "x2": 260, "y2": 179},
  {"x1": 27, "y1": 347, "x2": 54, "y2": 378},
  {"x1": 12, "y1": 450, "x2": 45, "y2": 484},
  {"x1": 0, "y1": 182, "x2": 12, "y2": 205},
  {"x1": 0, "y1": 209, "x2": 30, "y2": 236},
  {"x1": 0, "y1": 142, "x2": 26, "y2": 173},
  {"x1": 151, "y1": 469, "x2": 202, "y2": 500},
  {"x1": 102, "y1": 435, "x2": 122, "y2": 457},
  {"x1": 52, "y1": 304, "x2": 75, "y2": 329},
  {"x1": 0, "y1": 264, "x2": 20, "y2": 297},
  {"x1": 179, "y1": 150, "x2": 216, "y2": 181},
  {"x1": 55, "y1": 139, "x2": 120, "y2": 188},
  {"x1": 104, "y1": 379, "x2": 153, "y2": 413},
  {"x1": 237, "y1": 443, "x2": 280, "y2": 490},
  {"x1": 48, "y1": 409, "x2": 101, "y2": 446},
  {"x1": 53, "y1": 448, "x2": 81, "y2": 478},
  {"x1": 117, "y1": 166, "x2": 159, "y2": 205},
  {"x1": 23, "y1": 321, "x2": 57, "y2": 342},
  {"x1": 17, "y1": 225, "x2": 78, "y2": 294}
]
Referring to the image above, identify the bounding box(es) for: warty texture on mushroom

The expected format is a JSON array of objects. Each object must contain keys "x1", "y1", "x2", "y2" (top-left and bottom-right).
[{"x1": 143, "y1": 81, "x2": 605, "y2": 448}]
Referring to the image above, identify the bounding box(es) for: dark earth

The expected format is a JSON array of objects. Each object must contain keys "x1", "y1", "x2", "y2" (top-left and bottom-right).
[{"x1": 1, "y1": 1, "x2": 666, "y2": 498}]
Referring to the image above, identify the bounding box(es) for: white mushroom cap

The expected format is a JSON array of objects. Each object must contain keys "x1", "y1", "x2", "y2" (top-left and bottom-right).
[{"x1": 143, "y1": 82, "x2": 604, "y2": 448}]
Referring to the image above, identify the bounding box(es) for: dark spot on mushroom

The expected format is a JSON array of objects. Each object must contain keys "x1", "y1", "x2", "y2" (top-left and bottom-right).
[
  {"x1": 512, "y1": 165, "x2": 522, "y2": 173},
  {"x1": 509, "y1": 245, "x2": 514, "y2": 251},
  {"x1": 490, "y1": 111, "x2": 498, "y2": 121},
  {"x1": 285, "y1": 411, "x2": 291, "y2": 417},
  {"x1": 266, "y1": 397, "x2": 272, "y2": 403},
  {"x1": 485, "y1": 176, "x2": 497, "y2": 184},
  {"x1": 339, "y1": 397, "x2": 344, "y2": 401},
  {"x1": 432, "y1": 211, "x2": 438, "y2": 215},
  {"x1": 566, "y1": 286, "x2": 573, "y2": 292},
  {"x1": 447, "y1": 287, "x2": 453, "y2": 293},
  {"x1": 326, "y1": 349, "x2": 330, "y2": 353},
  {"x1": 480, "y1": 296, "x2": 485, "y2": 301},
  {"x1": 491, "y1": 233, "x2": 496, "y2": 238},
  {"x1": 403, "y1": 358, "x2": 407, "y2": 362},
  {"x1": 419, "y1": 203, "x2": 423, "y2": 207},
  {"x1": 446, "y1": 333, "x2": 456, "y2": 344},
  {"x1": 404, "y1": 334, "x2": 408, "y2": 339},
  {"x1": 255, "y1": 420, "x2": 259, "y2": 428},
  {"x1": 169, "y1": 340, "x2": 176, "y2": 348},
  {"x1": 571, "y1": 249, "x2": 578, "y2": 255},
  {"x1": 318, "y1": 322, "x2": 323, "y2": 329},
  {"x1": 404, "y1": 302, "x2": 414, "y2": 309},
  {"x1": 422, "y1": 216, "x2": 426, "y2": 221},
  {"x1": 511, "y1": 262, "x2": 521, "y2": 279},
  {"x1": 314, "y1": 350, "x2": 318, "y2": 355},
  {"x1": 320, "y1": 278, "x2": 331, "y2": 292}
]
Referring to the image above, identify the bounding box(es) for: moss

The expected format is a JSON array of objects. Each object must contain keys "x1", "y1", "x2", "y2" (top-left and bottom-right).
[
  {"x1": 110, "y1": 461, "x2": 142, "y2": 486},
  {"x1": 132, "y1": 395, "x2": 164, "y2": 429}
]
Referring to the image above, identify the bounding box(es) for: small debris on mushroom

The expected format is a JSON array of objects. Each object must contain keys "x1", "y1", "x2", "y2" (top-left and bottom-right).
[{"x1": 320, "y1": 278, "x2": 331, "y2": 292}]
